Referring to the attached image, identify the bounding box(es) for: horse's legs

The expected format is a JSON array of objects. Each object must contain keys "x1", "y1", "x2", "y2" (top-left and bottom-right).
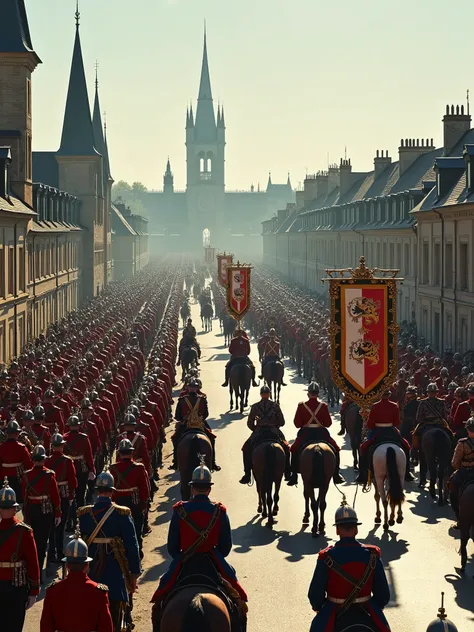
[
  {"x1": 388, "y1": 501, "x2": 396, "y2": 527},
  {"x1": 419, "y1": 453, "x2": 427, "y2": 487},
  {"x1": 460, "y1": 538, "x2": 468, "y2": 571},
  {"x1": 273, "y1": 481, "x2": 281, "y2": 516},
  {"x1": 374, "y1": 487, "x2": 382, "y2": 524},
  {"x1": 303, "y1": 487, "x2": 310, "y2": 524},
  {"x1": 277, "y1": 383, "x2": 281, "y2": 404},
  {"x1": 229, "y1": 386, "x2": 234, "y2": 411},
  {"x1": 429, "y1": 460, "x2": 437, "y2": 499},
  {"x1": 317, "y1": 485, "x2": 328, "y2": 535},
  {"x1": 379, "y1": 483, "x2": 389, "y2": 530},
  {"x1": 310, "y1": 489, "x2": 319, "y2": 537},
  {"x1": 256, "y1": 480, "x2": 262, "y2": 514},
  {"x1": 352, "y1": 445, "x2": 359, "y2": 470},
  {"x1": 266, "y1": 487, "x2": 274, "y2": 528},
  {"x1": 396, "y1": 502, "x2": 403, "y2": 524}
]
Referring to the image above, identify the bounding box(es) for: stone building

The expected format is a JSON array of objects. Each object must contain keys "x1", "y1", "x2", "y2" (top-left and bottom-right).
[
  {"x1": 262, "y1": 105, "x2": 474, "y2": 350},
  {"x1": 111, "y1": 202, "x2": 149, "y2": 279}
]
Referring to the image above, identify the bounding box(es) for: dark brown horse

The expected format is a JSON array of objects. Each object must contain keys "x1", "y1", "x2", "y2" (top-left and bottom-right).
[
  {"x1": 344, "y1": 402, "x2": 362, "y2": 469},
  {"x1": 300, "y1": 442, "x2": 335, "y2": 537},
  {"x1": 154, "y1": 587, "x2": 231, "y2": 632},
  {"x1": 177, "y1": 432, "x2": 213, "y2": 500},
  {"x1": 180, "y1": 346, "x2": 198, "y2": 382},
  {"x1": 252, "y1": 441, "x2": 285, "y2": 529},
  {"x1": 420, "y1": 427, "x2": 452, "y2": 505},
  {"x1": 459, "y1": 481, "x2": 474, "y2": 571},
  {"x1": 229, "y1": 363, "x2": 251, "y2": 413},
  {"x1": 262, "y1": 360, "x2": 285, "y2": 403},
  {"x1": 223, "y1": 317, "x2": 236, "y2": 346}
]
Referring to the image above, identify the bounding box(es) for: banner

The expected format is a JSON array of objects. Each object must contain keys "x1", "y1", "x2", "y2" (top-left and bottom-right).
[
  {"x1": 325, "y1": 257, "x2": 401, "y2": 415},
  {"x1": 205, "y1": 247, "x2": 216, "y2": 264},
  {"x1": 217, "y1": 252, "x2": 233, "y2": 287},
  {"x1": 226, "y1": 264, "x2": 252, "y2": 319}
]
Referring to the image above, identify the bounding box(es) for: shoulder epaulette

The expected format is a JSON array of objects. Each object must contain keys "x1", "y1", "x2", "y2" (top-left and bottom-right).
[
  {"x1": 46, "y1": 468, "x2": 55, "y2": 475},
  {"x1": 112, "y1": 503, "x2": 131, "y2": 516},
  {"x1": 217, "y1": 501, "x2": 227, "y2": 512},
  {"x1": 96, "y1": 583, "x2": 108, "y2": 591},
  {"x1": 77, "y1": 505, "x2": 93, "y2": 517},
  {"x1": 364, "y1": 544, "x2": 381, "y2": 556},
  {"x1": 17, "y1": 521, "x2": 32, "y2": 531},
  {"x1": 173, "y1": 500, "x2": 184, "y2": 510},
  {"x1": 318, "y1": 545, "x2": 333, "y2": 558},
  {"x1": 45, "y1": 579, "x2": 60, "y2": 590},
  {"x1": 298, "y1": 401, "x2": 304, "y2": 406}
]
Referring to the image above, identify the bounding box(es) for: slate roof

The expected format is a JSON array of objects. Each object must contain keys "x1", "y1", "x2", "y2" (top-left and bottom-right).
[
  {"x1": 33, "y1": 152, "x2": 59, "y2": 188},
  {"x1": 112, "y1": 205, "x2": 137, "y2": 236},
  {"x1": 0, "y1": 195, "x2": 35, "y2": 216},
  {"x1": 194, "y1": 31, "x2": 217, "y2": 143},
  {"x1": 30, "y1": 220, "x2": 81, "y2": 233},
  {"x1": 0, "y1": 0, "x2": 41, "y2": 63}
]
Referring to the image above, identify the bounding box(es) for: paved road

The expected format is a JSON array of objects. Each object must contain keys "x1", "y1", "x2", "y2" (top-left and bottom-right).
[{"x1": 26, "y1": 297, "x2": 474, "y2": 631}]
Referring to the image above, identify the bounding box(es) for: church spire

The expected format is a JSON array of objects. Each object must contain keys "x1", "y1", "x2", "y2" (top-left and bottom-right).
[
  {"x1": 58, "y1": 6, "x2": 97, "y2": 156},
  {"x1": 194, "y1": 27, "x2": 216, "y2": 143},
  {"x1": 92, "y1": 67, "x2": 111, "y2": 182},
  {"x1": 164, "y1": 157, "x2": 174, "y2": 193},
  {"x1": 267, "y1": 171, "x2": 272, "y2": 190},
  {"x1": 0, "y1": 0, "x2": 41, "y2": 64}
]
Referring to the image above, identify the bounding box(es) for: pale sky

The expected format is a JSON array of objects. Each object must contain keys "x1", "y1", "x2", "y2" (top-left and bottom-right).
[{"x1": 28, "y1": 0, "x2": 473, "y2": 191}]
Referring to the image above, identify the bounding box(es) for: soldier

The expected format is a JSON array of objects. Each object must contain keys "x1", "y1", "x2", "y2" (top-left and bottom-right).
[
  {"x1": 177, "y1": 319, "x2": 201, "y2": 365},
  {"x1": 258, "y1": 328, "x2": 287, "y2": 385},
  {"x1": 42, "y1": 390, "x2": 65, "y2": 434},
  {"x1": 0, "y1": 478, "x2": 40, "y2": 631},
  {"x1": 239, "y1": 385, "x2": 291, "y2": 484},
  {"x1": 40, "y1": 529, "x2": 113, "y2": 632},
  {"x1": 425, "y1": 593, "x2": 459, "y2": 632},
  {"x1": 287, "y1": 382, "x2": 344, "y2": 486},
  {"x1": 401, "y1": 385, "x2": 419, "y2": 441},
  {"x1": 116, "y1": 414, "x2": 152, "y2": 476},
  {"x1": 151, "y1": 461, "x2": 248, "y2": 631},
  {"x1": 308, "y1": 503, "x2": 391, "y2": 632},
  {"x1": 0, "y1": 420, "x2": 33, "y2": 501},
  {"x1": 448, "y1": 417, "x2": 474, "y2": 528},
  {"x1": 221, "y1": 328, "x2": 258, "y2": 388},
  {"x1": 31, "y1": 406, "x2": 51, "y2": 453},
  {"x1": 45, "y1": 430, "x2": 78, "y2": 563},
  {"x1": 78, "y1": 471, "x2": 141, "y2": 632},
  {"x1": 451, "y1": 383, "x2": 474, "y2": 437},
  {"x1": 412, "y1": 383, "x2": 451, "y2": 458},
  {"x1": 22, "y1": 445, "x2": 61, "y2": 576},
  {"x1": 64, "y1": 415, "x2": 95, "y2": 521}
]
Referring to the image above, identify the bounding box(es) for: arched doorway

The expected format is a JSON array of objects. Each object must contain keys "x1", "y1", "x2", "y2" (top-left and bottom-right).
[{"x1": 202, "y1": 228, "x2": 211, "y2": 248}]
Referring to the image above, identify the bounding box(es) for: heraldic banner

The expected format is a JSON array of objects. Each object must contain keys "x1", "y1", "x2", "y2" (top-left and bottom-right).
[
  {"x1": 217, "y1": 252, "x2": 233, "y2": 287},
  {"x1": 226, "y1": 263, "x2": 252, "y2": 320},
  {"x1": 325, "y1": 256, "x2": 401, "y2": 418}
]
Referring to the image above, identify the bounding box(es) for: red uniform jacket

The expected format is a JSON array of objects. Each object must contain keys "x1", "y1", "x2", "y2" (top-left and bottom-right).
[
  {"x1": 0, "y1": 517, "x2": 40, "y2": 596},
  {"x1": 63, "y1": 430, "x2": 94, "y2": 473},
  {"x1": 31, "y1": 423, "x2": 51, "y2": 453},
  {"x1": 22, "y1": 466, "x2": 61, "y2": 518},
  {"x1": 45, "y1": 452, "x2": 78, "y2": 501},
  {"x1": 40, "y1": 571, "x2": 113, "y2": 632},
  {"x1": 116, "y1": 431, "x2": 151, "y2": 475},
  {"x1": 452, "y1": 399, "x2": 474, "y2": 431},
  {"x1": 263, "y1": 337, "x2": 280, "y2": 357},
  {"x1": 0, "y1": 438, "x2": 33, "y2": 479},
  {"x1": 229, "y1": 337, "x2": 250, "y2": 357},
  {"x1": 43, "y1": 402, "x2": 65, "y2": 434},
  {"x1": 294, "y1": 398, "x2": 332, "y2": 429},
  {"x1": 367, "y1": 399, "x2": 400, "y2": 430},
  {"x1": 54, "y1": 396, "x2": 71, "y2": 422},
  {"x1": 94, "y1": 403, "x2": 113, "y2": 437},
  {"x1": 110, "y1": 459, "x2": 150, "y2": 510},
  {"x1": 84, "y1": 420, "x2": 101, "y2": 455}
]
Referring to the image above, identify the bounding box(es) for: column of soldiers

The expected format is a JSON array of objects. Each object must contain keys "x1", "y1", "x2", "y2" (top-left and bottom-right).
[{"x1": 0, "y1": 260, "x2": 184, "y2": 631}]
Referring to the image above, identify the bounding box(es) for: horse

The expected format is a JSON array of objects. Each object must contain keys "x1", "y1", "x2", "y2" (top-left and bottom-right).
[
  {"x1": 459, "y1": 481, "x2": 474, "y2": 571},
  {"x1": 293, "y1": 343, "x2": 303, "y2": 377},
  {"x1": 223, "y1": 317, "x2": 236, "y2": 347},
  {"x1": 344, "y1": 402, "x2": 362, "y2": 470},
  {"x1": 333, "y1": 612, "x2": 378, "y2": 632},
  {"x1": 300, "y1": 442, "x2": 335, "y2": 537},
  {"x1": 262, "y1": 360, "x2": 285, "y2": 403},
  {"x1": 252, "y1": 441, "x2": 285, "y2": 529},
  {"x1": 180, "y1": 346, "x2": 198, "y2": 382},
  {"x1": 229, "y1": 363, "x2": 251, "y2": 414},
  {"x1": 419, "y1": 427, "x2": 452, "y2": 505},
  {"x1": 180, "y1": 302, "x2": 191, "y2": 329},
  {"x1": 201, "y1": 302, "x2": 214, "y2": 332},
  {"x1": 371, "y1": 443, "x2": 406, "y2": 530},
  {"x1": 177, "y1": 432, "x2": 213, "y2": 500}
]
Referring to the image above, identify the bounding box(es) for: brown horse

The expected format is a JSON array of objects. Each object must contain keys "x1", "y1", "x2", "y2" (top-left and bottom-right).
[
  {"x1": 459, "y1": 481, "x2": 474, "y2": 572},
  {"x1": 154, "y1": 587, "x2": 231, "y2": 632},
  {"x1": 177, "y1": 432, "x2": 213, "y2": 500},
  {"x1": 344, "y1": 402, "x2": 362, "y2": 470},
  {"x1": 300, "y1": 442, "x2": 335, "y2": 537},
  {"x1": 229, "y1": 363, "x2": 251, "y2": 413},
  {"x1": 420, "y1": 427, "x2": 452, "y2": 505},
  {"x1": 262, "y1": 360, "x2": 285, "y2": 403},
  {"x1": 252, "y1": 441, "x2": 285, "y2": 528}
]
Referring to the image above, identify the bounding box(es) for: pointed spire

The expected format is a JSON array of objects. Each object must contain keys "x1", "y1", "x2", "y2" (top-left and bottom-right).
[
  {"x1": 217, "y1": 104, "x2": 221, "y2": 125},
  {"x1": 58, "y1": 9, "x2": 97, "y2": 156},
  {"x1": 287, "y1": 172, "x2": 292, "y2": 188},
  {"x1": 220, "y1": 105, "x2": 225, "y2": 127},
  {"x1": 103, "y1": 121, "x2": 113, "y2": 183},
  {"x1": 189, "y1": 104, "x2": 194, "y2": 127},
  {"x1": 267, "y1": 171, "x2": 272, "y2": 190},
  {"x1": 165, "y1": 157, "x2": 172, "y2": 175},
  {"x1": 195, "y1": 26, "x2": 216, "y2": 142},
  {"x1": 92, "y1": 70, "x2": 107, "y2": 177},
  {"x1": 0, "y1": 0, "x2": 41, "y2": 64}
]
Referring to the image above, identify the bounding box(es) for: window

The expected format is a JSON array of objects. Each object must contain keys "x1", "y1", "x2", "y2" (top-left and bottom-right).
[
  {"x1": 396, "y1": 243, "x2": 401, "y2": 270},
  {"x1": 434, "y1": 312, "x2": 440, "y2": 348},
  {"x1": 7, "y1": 248, "x2": 14, "y2": 295},
  {"x1": 422, "y1": 242, "x2": 429, "y2": 284},
  {"x1": 26, "y1": 78, "x2": 31, "y2": 116},
  {"x1": 460, "y1": 242, "x2": 469, "y2": 291},
  {"x1": 404, "y1": 243, "x2": 410, "y2": 276},
  {"x1": 389, "y1": 243, "x2": 394, "y2": 267},
  {"x1": 26, "y1": 135, "x2": 32, "y2": 180},
  {"x1": 434, "y1": 243, "x2": 441, "y2": 285},
  {"x1": 461, "y1": 317, "x2": 468, "y2": 349},
  {"x1": 18, "y1": 247, "x2": 25, "y2": 292},
  {"x1": 445, "y1": 243, "x2": 453, "y2": 288}
]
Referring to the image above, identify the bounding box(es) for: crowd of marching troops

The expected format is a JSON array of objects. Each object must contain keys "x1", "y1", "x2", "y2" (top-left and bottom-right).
[{"x1": 0, "y1": 260, "x2": 185, "y2": 631}]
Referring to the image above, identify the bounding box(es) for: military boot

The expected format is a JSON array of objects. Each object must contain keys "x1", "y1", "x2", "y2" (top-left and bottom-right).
[
  {"x1": 251, "y1": 366, "x2": 259, "y2": 388},
  {"x1": 449, "y1": 491, "x2": 460, "y2": 529},
  {"x1": 333, "y1": 450, "x2": 345, "y2": 484},
  {"x1": 287, "y1": 452, "x2": 299, "y2": 486},
  {"x1": 239, "y1": 446, "x2": 252, "y2": 484},
  {"x1": 355, "y1": 452, "x2": 368, "y2": 485}
]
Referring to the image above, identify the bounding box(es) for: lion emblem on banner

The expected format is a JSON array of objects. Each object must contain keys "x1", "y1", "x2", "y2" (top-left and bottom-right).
[
  {"x1": 233, "y1": 288, "x2": 245, "y2": 301},
  {"x1": 349, "y1": 339, "x2": 380, "y2": 365},
  {"x1": 347, "y1": 297, "x2": 380, "y2": 325},
  {"x1": 233, "y1": 273, "x2": 244, "y2": 284}
]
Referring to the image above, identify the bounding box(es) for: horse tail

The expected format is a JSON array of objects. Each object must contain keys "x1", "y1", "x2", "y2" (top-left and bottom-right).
[
  {"x1": 434, "y1": 429, "x2": 449, "y2": 482},
  {"x1": 311, "y1": 446, "x2": 324, "y2": 488},
  {"x1": 263, "y1": 443, "x2": 276, "y2": 491},
  {"x1": 386, "y1": 447, "x2": 405, "y2": 505},
  {"x1": 182, "y1": 594, "x2": 207, "y2": 632},
  {"x1": 189, "y1": 435, "x2": 202, "y2": 475}
]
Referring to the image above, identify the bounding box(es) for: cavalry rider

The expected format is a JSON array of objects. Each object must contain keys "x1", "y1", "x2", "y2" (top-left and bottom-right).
[
  {"x1": 451, "y1": 382, "x2": 474, "y2": 437},
  {"x1": 308, "y1": 503, "x2": 391, "y2": 632},
  {"x1": 449, "y1": 416, "x2": 474, "y2": 529},
  {"x1": 222, "y1": 328, "x2": 258, "y2": 388},
  {"x1": 177, "y1": 318, "x2": 200, "y2": 365},
  {"x1": 412, "y1": 383, "x2": 451, "y2": 458},
  {"x1": 357, "y1": 390, "x2": 414, "y2": 485},
  {"x1": 169, "y1": 379, "x2": 221, "y2": 472},
  {"x1": 239, "y1": 385, "x2": 291, "y2": 485},
  {"x1": 151, "y1": 460, "x2": 248, "y2": 632},
  {"x1": 258, "y1": 328, "x2": 287, "y2": 386},
  {"x1": 287, "y1": 382, "x2": 344, "y2": 486}
]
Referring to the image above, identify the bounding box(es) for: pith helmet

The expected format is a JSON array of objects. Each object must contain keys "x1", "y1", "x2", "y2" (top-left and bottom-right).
[
  {"x1": 33, "y1": 405, "x2": 45, "y2": 420},
  {"x1": 51, "y1": 431, "x2": 66, "y2": 446},
  {"x1": 0, "y1": 476, "x2": 19, "y2": 509},
  {"x1": 426, "y1": 383, "x2": 439, "y2": 393},
  {"x1": 465, "y1": 417, "x2": 474, "y2": 431},
  {"x1": 426, "y1": 593, "x2": 458, "y2": 632},
  {"x1": 67, "y1": 415, "x2": 81, "y2": 427},
  {"x1": 32, "y1": 444, "x2": 47, "y2": 461},
  {"x1": 334, "y1": 502, "x2": 361, "y2": 526},
  {"x1": 190, "y1": 457, "x2": 213, "y2": 487},
  {"x1": 307, "y1": 382, "x2": 320, "y2": 395},
  {"x1": 6, "y1": 420, "x2": 20, "y2": 434},
  {"x1": 62, "y1": 528, "x2": 92, "y2": 563},
  {"x1": 118, "y1": 438, "x2": 134, "y2": 453},
  {"x1": 95, "y1": 470, "x2": 115, "y2": 491},
  {"x1": 260, "y1": 385, "x2": 271, "y2": 395},
  {"x1": 123, "y1": 413, "x2": 136, "y2": 426}
]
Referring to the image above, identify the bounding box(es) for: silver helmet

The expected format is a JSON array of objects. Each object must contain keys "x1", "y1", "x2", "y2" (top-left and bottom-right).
[
  {"x1": 62, "y1": 526, "x2": 92, "y2": 563},
  {"x1": 95, "y1": 470, "x2": 115, "y2": 491},
  {"x1": 0, "y1": 476, "x2": 19, "y2": 509}
]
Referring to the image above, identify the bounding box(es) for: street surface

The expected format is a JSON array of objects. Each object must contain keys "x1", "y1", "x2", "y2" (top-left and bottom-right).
[{"x1": 25, "y1": 297, "x2": 474, "y2": 631}]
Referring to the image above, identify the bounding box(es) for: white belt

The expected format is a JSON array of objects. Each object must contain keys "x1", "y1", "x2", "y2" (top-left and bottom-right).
[
  {"x1": 327, "y1": 596, "x2": 370, "y2": 604},
  {"x1": 1, "y1": 462, "x2": 22, "y2": 467},
  {"x1": 116, "y1": 487, "x2": 138, "y2": 493},
  {"x1": 92, "y1": 538, "x2": 112, "y2": 544},
  {"x1": 375, "y1": 423, "x2": 392, "y2": 427},
  {"x1": 0, "y1": 561, "x2": 25, "y2": 568},
  {"x1": 306, "y1": 423, "x2": 322, "y2": 427},
  {"x1": 28, "y1": 495, "x2": 49, "y2": 500},
  {"x1": 69, "y1": 455, "x2": 84, "y2": 460},
  {"x1": 58, "y1": 481, "x2": 68, "y2": 486}
]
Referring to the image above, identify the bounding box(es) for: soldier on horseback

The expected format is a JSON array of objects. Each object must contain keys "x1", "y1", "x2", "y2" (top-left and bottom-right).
[
  {"x1": 308, "y1": 503, "x2": 391, "y2": 632},
  {"x1": 356, "y1": 390, "x2": 414, "y2": 485},
  {"x1": 169, "y1": 380, "x2": 221, "y2": 472},
  {"x1": 177, "y1": 319, "x2": 200, "y2": 366},
  {"x1": 258, "y1": 328, "x2": 287, "y2": 386},
  {"x1": 412, "y1": 383, "x2": 452, "y2": 459},
  {"x1": 222, "y1": 329, "x2": 258, "y2": 388},
  {"x1": 239, "y1": 386, "x2": 291, "y2": 484},
  {"x1": 448, "y1": 416, "x2": 474, "y2": 529},
  {"x1": 287, "y1": 382, "x2": 344, "y2": 486}
]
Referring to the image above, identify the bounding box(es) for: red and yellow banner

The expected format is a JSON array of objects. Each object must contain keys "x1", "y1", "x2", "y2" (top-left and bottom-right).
[
  {"x1": 217, "y1": 252, "x2": 233, "y2": 287},
  {"x1": 226, "y1": 264, "x2": 252, "y2": 318}
]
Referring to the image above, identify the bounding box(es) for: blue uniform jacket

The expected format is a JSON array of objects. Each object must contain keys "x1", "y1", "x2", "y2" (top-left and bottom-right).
[{"x1": 79, "y1": 496, "x2": 141, "y2": 602}]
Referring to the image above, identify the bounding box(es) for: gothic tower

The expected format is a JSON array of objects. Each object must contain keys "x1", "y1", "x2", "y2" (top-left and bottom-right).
[
  {"x1": 0, "y1": 0, "x2": 41, "y2": 206},
  {"x1": 186, "y1": 29, "x2": 225, "y2": 247}
]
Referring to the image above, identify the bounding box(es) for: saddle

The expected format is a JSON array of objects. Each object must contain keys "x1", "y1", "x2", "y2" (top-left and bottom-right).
[
  {"x1": 301, "y1": 438, "x2": 336, "y2": 458},
  {"x1": 368, "y1": 435, "x2": 401, "y2": 474},
  {"x1": 251, "y1": 427, "x2": 283, "y2": 450},
  {"x1": 459, "y1": 474, "x2": 474, "y2": 498}
]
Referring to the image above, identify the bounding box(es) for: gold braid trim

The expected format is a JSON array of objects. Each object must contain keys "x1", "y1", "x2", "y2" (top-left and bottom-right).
[
  {"x1": 77, "y1": 505, "x2": 93, "y2": 517},
  {"x1": 112, "y1": 503, "x2": 131, "y2": 516},
  {"x1": 109, "y1": 536, "x2": 133, "y2": 594}
]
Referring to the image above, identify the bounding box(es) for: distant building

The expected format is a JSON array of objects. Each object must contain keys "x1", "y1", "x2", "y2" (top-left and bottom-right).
[
  {"x1": 146, "y1": 31, "x2": 295, "y2": 256},
  {"x1": 112, "y1": 201, "x2": 149, "y2": 279}
]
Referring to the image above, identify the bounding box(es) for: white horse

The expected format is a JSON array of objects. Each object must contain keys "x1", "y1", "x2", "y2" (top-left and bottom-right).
[{"x1": 372, "y1": 443, "x2": 406, "y2": 530}]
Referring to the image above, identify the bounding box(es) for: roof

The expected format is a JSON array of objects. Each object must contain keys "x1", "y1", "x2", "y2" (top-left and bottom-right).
[
  {"x1": 0, "y1": 195, "x2": 35, "y2": 216},
  {"x1": 30, "y1": 220, "x2": 81, "y2": 234},
  {"x1": 92, "y1": 82, "x2": 107, "y2": 173},
  {"x1": 194, "y1": 30, "x2": 217, "y2": 143},
  {"x1": 0, "y1": 0, "x2": 41, "y2": 63},
  {"x1": 33, "y1": 152, "x2": 59, "y2": 188},
  {"x1": 111, "y1": 205, "x2": 137, "y2": 236}
]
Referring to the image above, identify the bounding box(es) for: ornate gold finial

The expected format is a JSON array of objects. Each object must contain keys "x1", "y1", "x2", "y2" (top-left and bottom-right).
[
  {"x1": 339, "y1": 494, "x2": 348, "y2": 507},
  {"x1": 437, "y1": 592, "x2": 447, "y2": 621},
  {"x1": 2, "y1": 476, "x2": 9, "y2": 488},
  {"x1": 54, "y1": 423, "x2": 59, "y2": 435},
  {"x1": 74, "y1": 520, "x2": 81, "y2": 541}
]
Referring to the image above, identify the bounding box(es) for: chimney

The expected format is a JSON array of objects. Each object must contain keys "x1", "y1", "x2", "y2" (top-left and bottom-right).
[
  {"x1": 374, "y1": 150, "x2": 392, "y2": 177},
  {"x1": 315, "y1": 171, "x2": 328, "y2": 199},
  {"x1": 339, "y1": 158, "x2": 353, "y2": 198},
  {"x1": 303, "y1": 175, "x2": 318, "y2": 204},
  {"x1": 328, "y1": 164, "x2": 339, "y2": 194},
  {"x1": 295, "y1": 190, "x2": 305, "y2": 210},
  {"x1": 0, "y1": 147, "x2": 12, "y2": 199},
  {"x1": 443, "y1": 104, "x2": 471, "y2": 156},
  {"x1": 398, "y1": 138, "x2": 435, "y2": 176},
  {"x1": 464, "y1": 144, "x2": 474, "y2": 193},
  {"x1": 434, "y1": 157, "x2": 465, "y2": 199}
]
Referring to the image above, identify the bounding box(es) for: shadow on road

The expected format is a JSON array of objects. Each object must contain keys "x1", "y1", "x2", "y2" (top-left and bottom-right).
[
  {"x1": 365, "y1": 527, "x2": 409, "y2": 564},
  {"x1": 232, "y1": 515, "x2": 283, "y2": 553},
  {"x1": 212, "y1": 412, "x2": 245, "y2": 429},
  {"x1": 445, "y1": 573, "x2": 474, "y2": 618},
  {"x1": 139, "y1": 542, "x2": 170, "y2": 584},
  {"x1": 207, "y1": 353, "x2": 228, "y2": 361},
  {"x1": 406, "y1": 488, "x2": 452, "y2": 524},
  {"x1": 277, "y1": 527, "x2": 330, "y2": 562}
]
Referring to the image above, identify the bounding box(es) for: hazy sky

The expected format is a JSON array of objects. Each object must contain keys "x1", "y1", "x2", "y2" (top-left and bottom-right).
[{"x1": 28, "y1": 0, "x2": 473, "y2": 191}]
